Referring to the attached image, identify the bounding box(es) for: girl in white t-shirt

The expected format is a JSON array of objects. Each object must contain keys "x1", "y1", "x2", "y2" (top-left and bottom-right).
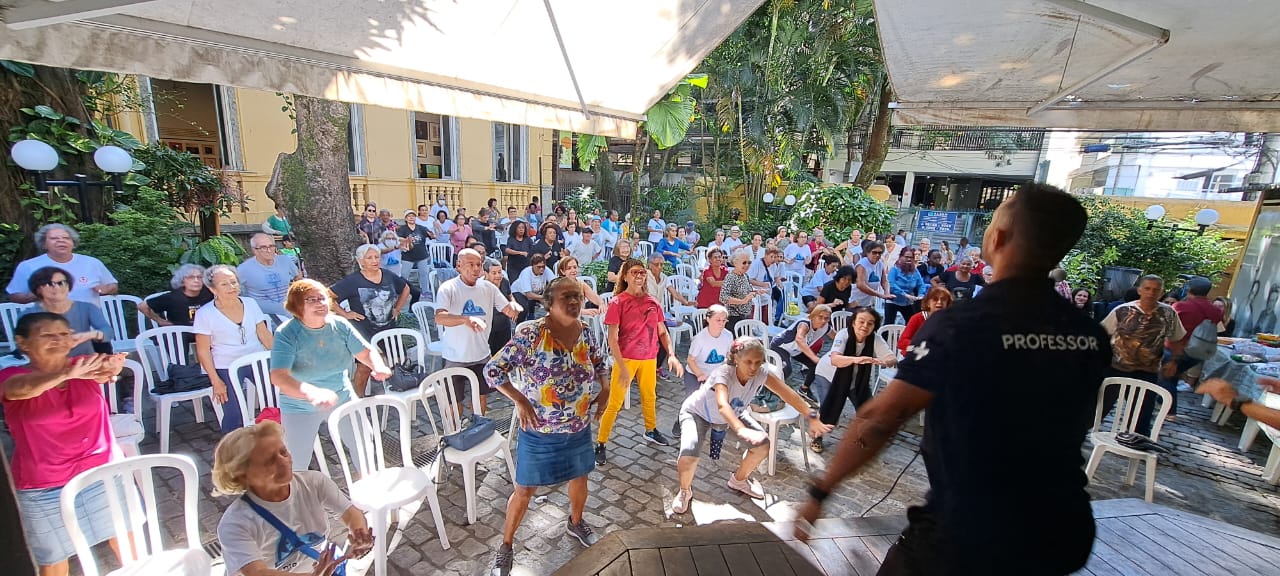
[{"x1": 671, "y1": 336, "x2": 832, "y2": 514}]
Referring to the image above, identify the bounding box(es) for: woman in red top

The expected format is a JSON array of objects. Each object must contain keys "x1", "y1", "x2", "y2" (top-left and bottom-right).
[
  {"x1": 695, "y1": 248, "x2": 728, "y2": 308},
  {"x1": 898, "y1": 286, "x2": 953, "y2": 356},
  {"x1": 1, "y1": 312, "x2": 128, "y2": 575}
]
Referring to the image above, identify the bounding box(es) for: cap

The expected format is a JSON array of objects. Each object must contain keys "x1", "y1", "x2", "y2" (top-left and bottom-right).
[
  {"x1": 1186, "y1": 276, "x2": 1212, "y2": 296},
  {"x1": 590, "y1": 215, "x2": 601, "y2": 221},
  {"x1": 686, "y1": 220, "x2": 696, "y2": 226},
  {"x1": 730, "y1": 225, "x2": 741, "y2": 231},
  {"x1": 404, "y1": 209, "x2": 415, "y2": 216}
]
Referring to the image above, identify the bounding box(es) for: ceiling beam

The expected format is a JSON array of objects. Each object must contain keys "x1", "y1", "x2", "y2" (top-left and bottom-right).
[{"x1": 4, "y1": 0, "x2": 163, "y2": 30}]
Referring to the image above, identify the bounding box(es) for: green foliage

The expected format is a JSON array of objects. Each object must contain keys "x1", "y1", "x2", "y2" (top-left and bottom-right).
[
  {"x1": 789, "y1": 184, "x2": 896, "y2": 240},
  {"x1": 645, "y1": 75, "x2": 706, "y2": 150},
  {"x1": 17, "y1": 182, "x2": 81, "y2": 225},
  {"x1": 0, "y1": 223, "x2": 24, "y2": 284},
  {"x1": 8, "y1": 106, "x2": 140, "y2": 157},
  {"x1": 130, "y1": 143, "x2": 245, "y2": 226},
  {"x1": 641, "y1": 185, "x2": 696, "y2": 229},
  {"x1": 581, "y1": 260, "x2": 611, "y2": 292},
  {"x1": 1061, "y1": 247, "x2": 1118, "y2": 292},
  {"x1": 1071, "y1": 196, "x2": 1236, "y2": 286},
  {"x1": 76, "y1": 187, "x2": 185, "y2": 297},
  {"x1": 562, "y1": 186, "x2": 603, "y2": 216},
  {"x1": 575, "y1": 134, "x2": 608, "y2": 172},
  {"x1": 180, "y1": 234, "x2": 247, "y2": 267},
  {"x1": 0, "y1": 60, "x2": 36, "y2": 78}
]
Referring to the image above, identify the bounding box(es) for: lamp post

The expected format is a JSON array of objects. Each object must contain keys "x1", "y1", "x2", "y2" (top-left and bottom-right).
[
  {"x1": 762, "y1": 191, "x2": 797, "y2": 214},
  {"x1": 9, "y1": 139, "x2": 133, "y2": 225},
  {"x1": 1143, "y1": 204, "x2": 1220, "y2": 235}
]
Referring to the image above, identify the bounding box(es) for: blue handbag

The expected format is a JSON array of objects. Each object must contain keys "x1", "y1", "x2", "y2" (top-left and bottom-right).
[{"x1": 443, "y1": 415, "x2": 496, "y2": 451}]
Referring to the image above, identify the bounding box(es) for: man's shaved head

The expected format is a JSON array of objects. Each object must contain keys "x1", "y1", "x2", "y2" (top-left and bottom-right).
[{"x1": 983, "y1": 184, "x2": 1087, "y2": 278}]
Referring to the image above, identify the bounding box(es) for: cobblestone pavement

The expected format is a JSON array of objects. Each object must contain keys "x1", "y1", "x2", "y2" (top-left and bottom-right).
[{"x1": 11, "y1": 361, "x2": 1279, "y2": 575}]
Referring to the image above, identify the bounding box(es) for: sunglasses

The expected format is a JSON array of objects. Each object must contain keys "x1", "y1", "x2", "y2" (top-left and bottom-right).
[
  {"x1": 43, "y1": 279, "x2": 69, "y2": 288},
  {"x1": 870, "y1": 250, "x2": 884, "y2": 255}
]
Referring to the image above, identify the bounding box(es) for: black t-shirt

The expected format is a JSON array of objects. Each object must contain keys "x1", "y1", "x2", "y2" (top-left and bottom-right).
[
  {"x1": 330, "y1": 270, "x2": 409, "y2": 338},
  {"x1": 894, "y1": 277, "x2": 1111, "y2": 573},
  {"x1": 397, "y1": 224, "x2": 431, "y2": 262},
  {"x1": 145, "y1": 288, "x2": 214, "y2": 326},
  {"x1": 471, "y1": 220, "x2": 497, "y2": 253},
  {"x1": 530, "y1": 238, "x2": 563, "y2": 273},
  {"x1": 918, "y1": 263, "x2": 946, "y2": 285},
  {"x1": 505, "y1": 236, "x2": 535, "y2": 279},
  {"x1": 604, "y1": 256, "x2": 625, "y2": 293},
  {"x1": 942, "y1": 270, "x2": 985, "y2": 302},
  {"x1": 818, "y1": 280, "x2": 852, "y2": 311},
  {"x1": 488, "y1": 278, "x2": 514, "y2": 355}
]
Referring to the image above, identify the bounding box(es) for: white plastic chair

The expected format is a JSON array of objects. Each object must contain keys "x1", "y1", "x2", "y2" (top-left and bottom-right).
[
  {"x1": 370, "y1": 328, "x2": 428, "y2": 419},
  {"x1": 577, "y1": 275, "x2": 598, "y2": 292},
  {"x1": 738, "y1": 351, "x2": 809, "y2": 476},
  {"x1": 99, "y1": 295, "x2": 149, "y2": 354},
  {"x1": 658, "y1": 289, "x2": 694, "y2": 350},
  {"x1": 1085, "y1": 377, "x2": 1173, "y2": 503},
  {"x1": 875, "y1": 324, "x2": 906, "y2": 390},
  {"x1": 595, "y1": 321, "x2": 629, "y2": 410},
  {"x1": 636, "y1": 241, "x2": 654, "y2": 260},
  {"x1": 409, "y1": 302, "x2": 445, "y2": 370},
  {"x1": 426, "y1": 269, "x2": 443, "y2": 299},
  {"x1": 676, "y1": 263, "x2": 698, "y2": 282},
  {"x1": 0, "y1": 302, "x2": 27, "y2": 353},
  {"x1": 688, "y1": 309, "x2": 709, "y2": 338},
  {"x1": 693, "y1": 246, "x2": 710, "y2": 271},
  {"x1": 228, "y1": 351, "x2": 329, "y2": 476},
  {"x1": 429, "y1": 243, "x2": 455, "y2": 266},
  {"x1": 61, "y1": 454, "x2": 209, "y2": 576},
  {"x1": 105, "y1": 359, "x2": 147, "y2": 457},
  {"x1": 135, "y1": 326, "x2": 220, "y2": 453},
  {"x1": 830, "y1": 310, "x2": 852, "y2": 333},
  {"x1": 750, "y1": 292, "x2": 786, "y2": 338},
  {"x1": 735, "y1": 319, "x2": 768, "y2": 340},
  {"x1": 418, "y1": 367, "x2": 515, "y2": 524},
  {"x1": 329, "y1": 396, "x2": 449, "y2": 575}
]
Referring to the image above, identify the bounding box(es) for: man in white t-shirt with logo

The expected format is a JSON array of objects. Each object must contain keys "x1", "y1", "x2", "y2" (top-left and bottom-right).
[{"x1": 435, "y1": 249, "x2": 521, "y2": 416}]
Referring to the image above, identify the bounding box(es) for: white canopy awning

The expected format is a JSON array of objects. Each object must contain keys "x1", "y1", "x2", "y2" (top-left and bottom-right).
[
  {"x1": 0, "y1": 0, "x2": 766, "y2": 137},
  {"x1": 872, "y1": 0, "x2": 1280, "y2": 131}
]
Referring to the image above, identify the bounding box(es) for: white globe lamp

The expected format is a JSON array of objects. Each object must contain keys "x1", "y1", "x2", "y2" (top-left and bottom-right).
[
  {"x1": 1143, "y1": 204, "x2": 1166, "y2": 221},
  {"x1": 10, "y1": 139, "x2": 59, "y2": 171},
  {"x1": 762, "y1": 192, "x2": 776, "y2": 204},
  {"x1": 93, "y1": 145, "x2": 133, "y2": 173},
  {"x1": 783, "y1": 194, "x2": 796, "y2": 207},
  {"x1": 1194, "y1": 208, "x2": 1220, "y2": 227}
]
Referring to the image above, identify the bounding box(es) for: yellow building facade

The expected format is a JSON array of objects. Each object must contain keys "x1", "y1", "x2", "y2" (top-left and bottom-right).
[{"x1": 116, "y1": 80, "x2": 555, "y2": 227}]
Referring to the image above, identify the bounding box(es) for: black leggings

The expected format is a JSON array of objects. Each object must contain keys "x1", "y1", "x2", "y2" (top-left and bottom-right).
[
  {"x1": 883, "y1": 302, "x2": 915, "y2": 326},
  {"x1": 770, "y1": 345, "x2": 818, "y2": 390},
  {"x1": 817, "y1": 370, "x2": 872, "y2": 425}
]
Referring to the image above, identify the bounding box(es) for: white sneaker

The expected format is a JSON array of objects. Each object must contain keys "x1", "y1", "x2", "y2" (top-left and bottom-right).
[
  {"x1": 727, "y1": 474, "x2": 764, "y2": 499},
  {"x1": 672, "y1": 489, "x2": 693, "y2": 514}
]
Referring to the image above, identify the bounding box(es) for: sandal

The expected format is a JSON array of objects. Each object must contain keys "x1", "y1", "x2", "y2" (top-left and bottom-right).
[{"x1": 809, "y1": 437, "x2": 824, "y2": 453}]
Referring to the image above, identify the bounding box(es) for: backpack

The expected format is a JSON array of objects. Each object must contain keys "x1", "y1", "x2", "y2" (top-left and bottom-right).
[{"x1": 1185, "y1": 319, "x2": 1218, "y2": 361}]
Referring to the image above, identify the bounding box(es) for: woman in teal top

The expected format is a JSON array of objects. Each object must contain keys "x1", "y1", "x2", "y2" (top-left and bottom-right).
[{"x1": 269, "y1": 278, "x2": 393, "y2": 470}]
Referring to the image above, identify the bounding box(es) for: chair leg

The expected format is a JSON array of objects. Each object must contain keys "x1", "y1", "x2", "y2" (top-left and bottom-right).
[
  {"x1": 799, "y1": 421, "x2": 810, "y2": 473},
  {"x1": 371, "y1": 508, "x2": 389, "y2": 576},
  {"x1": 1084, "y1": 446, "x2": 1104, "y2": 481},
  {"x1": 192, "y1": 396, "x2": 206, "y2": 423},
  {"x1": 425, "y1": 489, "x2": 451, "y2": 550},
  {"x1": 1239, "y1": 418, "x2": 1261, "y2": 451},
  {"x1": 313, "y1": 439, "x2": 329, "y2": 477},
  {"x1": 159, "y1": 400, "x2": 172, "y2": 453},
  {"x1": 766, "y1": 420, "x2": 780, "y2": 476},
  {"x1": 1144, "y1": 457, "x2": 1157, "y2": 503},
  {"x1": 501, "y1": 445, "x2": 515, "y2": 481},
  {"x1": 463, "y1": 463, "x2": 478, "y2": 525},
  {"x1": 1125, "y1": 459, "x2": 1139, "y2": 486}
]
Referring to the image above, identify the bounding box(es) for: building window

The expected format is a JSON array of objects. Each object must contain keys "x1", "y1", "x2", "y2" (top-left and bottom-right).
[
  {"x1": 493, "y1": 122, "x2": 526, "y2": 182},
  {"x1": 348, "y1": 103, "x2": 366, "y2": 175},
  {"x1": 152, "y1": 79, "x2": 229, "y2": 170},
  {"x1": 412, "y1": 112, "x2": 456, "y2": 179}
]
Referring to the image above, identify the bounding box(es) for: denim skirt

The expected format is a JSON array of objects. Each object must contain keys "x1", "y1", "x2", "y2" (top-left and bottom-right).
[
  {"x1": 17, "y1": 479, "x2": 126, "y2": 566},
  {"x1": 515, "y1": 427, "x2": 594, "y2": 486}
]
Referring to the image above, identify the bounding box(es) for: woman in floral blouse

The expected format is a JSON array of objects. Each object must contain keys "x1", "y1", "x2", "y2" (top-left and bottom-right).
[{"x1": 485, "y1": 276, "x2": 610, "y2": 575}]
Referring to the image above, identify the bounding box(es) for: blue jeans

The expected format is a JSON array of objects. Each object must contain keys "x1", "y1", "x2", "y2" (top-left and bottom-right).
[
  {"x1": 214, "y1": 366, "x2": 254, "y2": 433},
  {"x1": 1157, "y1": 350, "x2": 1201, "y2": 418}
]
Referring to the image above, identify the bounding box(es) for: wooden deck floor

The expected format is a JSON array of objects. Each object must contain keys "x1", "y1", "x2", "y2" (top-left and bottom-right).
[{"x1": 552, "y1": 499, "x2": 1280, "y2": 576}]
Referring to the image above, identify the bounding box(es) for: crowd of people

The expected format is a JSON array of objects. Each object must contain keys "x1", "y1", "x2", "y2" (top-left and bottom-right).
[{"x1": 0, "y1": 186, "x2": 1254, "y2": 576}]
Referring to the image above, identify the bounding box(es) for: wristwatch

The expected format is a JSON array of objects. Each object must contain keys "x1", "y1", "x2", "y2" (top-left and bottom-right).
[
  {"x1": 807, "y1": 409, "x2": 819, "y2": 421},
  {"x1": 1230, "y1": 397, "x2": 1253, "y2": 412},
  {"x1": 807, "y1": 482, "x2": 830, "y2": 503}
]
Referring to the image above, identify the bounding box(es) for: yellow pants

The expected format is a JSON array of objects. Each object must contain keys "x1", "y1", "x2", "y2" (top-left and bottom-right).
[{"x1": 596, "y1": 358, "x2": 657, "y2": 443}]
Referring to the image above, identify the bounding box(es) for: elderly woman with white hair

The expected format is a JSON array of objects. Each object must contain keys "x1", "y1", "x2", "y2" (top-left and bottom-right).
[
  {"x1": 6, "y1": 223, "x2": 118, "y2": 306},
  {"x1": 139, "y1": 263, "x2": 213, "y2": 327},
  {"x1": 195, "y1": 265, "x2": 274, "y2": 434},
  {"x1": 330, "y1": 244, "x2": 410, "y2": 397},
  {"x1": 214, "y1": 421, "x2": 373, "y2": 576}
]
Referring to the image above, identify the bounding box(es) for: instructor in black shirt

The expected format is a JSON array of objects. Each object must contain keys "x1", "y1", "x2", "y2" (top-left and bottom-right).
[{"x1": 797, "y1": 184, "x2": 1111, "y2": 575}]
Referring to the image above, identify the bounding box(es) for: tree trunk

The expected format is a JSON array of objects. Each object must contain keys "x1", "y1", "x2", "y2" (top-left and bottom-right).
[
  {"x1": 646, "y1": 146, "x2": 675, "y2": 189},
  {"x1": 630, "y1": 127, "x2": 650, "y2": 228},
  {"x1": 854, "y1": 74, "x2": 893, "y2": 188},
  {"x1": 593, "y1": 153, "x2": 618, "y2": 208},
  {"x1": 264, "y1": 96, "x2": 358, "y2": 286},
  {"x1": 0, "y1": 65, "x2": 97, "y2": 258}
]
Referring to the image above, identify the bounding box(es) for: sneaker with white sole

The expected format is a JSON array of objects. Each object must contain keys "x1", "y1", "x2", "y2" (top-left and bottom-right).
[
  {"x1": 491, "y1": 543, "x2": 513, "y2": 576},
  {"x1": 566, "y1": 518, "x2": 600, "y2": 547},
  {"x1": 671, "y1": 489, "x2": 693, "y2": 514},
  {"x1": 644, "y1": 429, "x2": 672, "y2": 446},
  {"x1": 727, "y1": 473, "x2": 765, "y2": 499}
]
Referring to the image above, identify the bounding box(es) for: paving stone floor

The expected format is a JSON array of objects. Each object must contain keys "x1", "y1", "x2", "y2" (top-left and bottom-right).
[{"x1": 7, "y1": 356, "x2": 1280, "y2": 575}]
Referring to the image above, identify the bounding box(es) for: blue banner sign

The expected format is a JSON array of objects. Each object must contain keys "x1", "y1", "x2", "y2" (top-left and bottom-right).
[{"x1": 916, "y1": 210, "x2": 958, "y2": 233}]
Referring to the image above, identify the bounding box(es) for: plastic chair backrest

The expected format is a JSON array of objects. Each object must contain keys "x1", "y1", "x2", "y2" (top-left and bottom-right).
[
  {"x1": 427, "y1": 270, "x2": 442, "y2": 297},
  {"x1": 410, "y1": 301, "x2": 439, "y2": 342},
  {"x1": 371, "y1": 328, "x2": 426, "y2": 369},
  {"x1": 1093, "y1": 377, "x2": 1174, "y2": 441},
  {"x1": 61, "y1": 453, "x2": 200, "y2": 576},
  {"x1": 328, "y1": 396, "x2": 415, "y2": 492},
  {"x1": 830, "y1": 311, "x2": 853, "y2": 333},
  {"x1": 0, "y1": 302, "x2": 28, "y2": 352},
  {"x1": 694, "y1": 247, "x2": 710, "y2": 270},
  {"x1": 136, "y1": 326, "x2": 199, "y2": 382},
  {"x1": 877, "y1": 324, "x2": 906, "y2": 357},
  {"x1": 736, "y1": 319, "x2": 768, "y2": 340},
  {"x1": 577, "y1": 275, "x2": 598, "y2": 291},
  {"x1": 666, "y1": 276, "x2": 696, "y2": 301},
  {"x1": 100, "y1": 295, "x2": 146, "y2": 342},
  {"x1": 688, "y1": 309, "x2": 709, "y2": 337},
  {"x1": 419, "y1": 367, "x2": 482, "y2": 436},
  {"x1": 677, "y1": 263, "x2": 698, "y2": 282},
  {"x1": 636, "y1": 241, "x2": 654, "y2": 260},
  {"x1": 430, "y1": 243, "x2": 454, "y2": 265},
  {"x1": 103, "y1": 359, "x2": 147, "y2": 432},
  {"x1": 227, "y1": 350, "x2": 274, "y2": 422}
]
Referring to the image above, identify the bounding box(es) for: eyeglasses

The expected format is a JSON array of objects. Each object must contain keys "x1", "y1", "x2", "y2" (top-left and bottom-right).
[
  {"x1": 870, "y1": 250, "x2": 884, "y2": 255},
  {"x1": 43, "y1": 279, "x2": 69, "y2": 288},
  {"x1": 304, "y1": 296, "x2": 327, "y2": 305},
  {"x1": 366, "y1": 208, "x2": 376, "y2": 213},
  {"x1": 253, "y1": 245, "x2": 274, "y2": 250}
]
